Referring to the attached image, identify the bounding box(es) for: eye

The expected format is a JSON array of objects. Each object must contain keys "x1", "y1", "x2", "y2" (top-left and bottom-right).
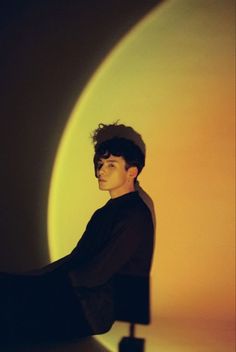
[
  {"x1": 97, "y1": 163, "x2": 103, "y2": 170},
  {"x1": 108, "y1": 163, "x2": 115, "y2": 168}
]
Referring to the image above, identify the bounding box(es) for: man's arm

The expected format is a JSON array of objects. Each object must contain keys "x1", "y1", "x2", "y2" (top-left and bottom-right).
[{"x1": 24, "y1": 210, "x2": 102, "y2": 276}]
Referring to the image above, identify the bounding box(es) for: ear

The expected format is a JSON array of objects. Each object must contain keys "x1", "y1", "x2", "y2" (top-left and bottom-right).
[{"x1": 128, "y1": 166, "x2": 138, "y2": 179}]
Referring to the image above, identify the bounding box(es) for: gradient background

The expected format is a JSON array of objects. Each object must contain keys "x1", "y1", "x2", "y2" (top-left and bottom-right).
[{"x1": 0, "y1": 1, "x2": 235, "y2": 351}]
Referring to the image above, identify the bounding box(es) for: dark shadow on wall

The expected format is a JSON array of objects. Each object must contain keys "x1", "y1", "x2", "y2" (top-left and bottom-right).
[{"x1": 0, "y1": 0, "x2": 162, "y2": 272}]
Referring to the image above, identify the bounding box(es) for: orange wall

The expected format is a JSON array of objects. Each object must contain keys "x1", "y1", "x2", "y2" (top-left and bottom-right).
[{"x1": 48, "y1": 0, "x2": 235, "y2": 350}]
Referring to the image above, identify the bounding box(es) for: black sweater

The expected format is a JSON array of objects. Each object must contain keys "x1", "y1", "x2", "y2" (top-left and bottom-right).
[{"x1": 45, "y1": 191, "x2": 154, "y2": 333}]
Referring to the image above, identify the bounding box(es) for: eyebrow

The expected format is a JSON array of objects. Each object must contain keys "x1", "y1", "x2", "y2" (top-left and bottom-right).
[{"x1": 98, "y1": 159, "x2": 119, "y2": 163}]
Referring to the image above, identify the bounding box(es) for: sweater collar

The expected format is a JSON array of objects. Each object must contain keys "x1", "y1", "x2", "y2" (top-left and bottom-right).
[{"x1": 107, "y1": 191, "x2": 139, "y2": 205}]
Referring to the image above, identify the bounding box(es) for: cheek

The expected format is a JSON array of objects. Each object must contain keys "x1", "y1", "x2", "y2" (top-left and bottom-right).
[{"x1": 119, "y1": 172, "x2": 128, "y2": 183}]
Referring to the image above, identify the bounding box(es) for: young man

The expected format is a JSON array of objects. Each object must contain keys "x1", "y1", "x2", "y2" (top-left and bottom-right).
[{"x1": 0, "y1": 124, "x2": 154, "y2": 345}]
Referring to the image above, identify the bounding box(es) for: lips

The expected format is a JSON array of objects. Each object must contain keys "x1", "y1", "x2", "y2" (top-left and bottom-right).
[{"x1": 99, "y1": 179, "x2": 106, "y2": 182}]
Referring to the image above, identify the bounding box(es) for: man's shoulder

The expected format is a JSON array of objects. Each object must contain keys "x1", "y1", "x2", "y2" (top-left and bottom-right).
[
  {"x1": 90, "y1": 192, "x2": 153, "y2": 226},
  {"x1": 127, "y1": 193, "x2": 151, "y2": 213},
  {"x1": 117, "y1": 195, "x2": 153, "y2": 224}
]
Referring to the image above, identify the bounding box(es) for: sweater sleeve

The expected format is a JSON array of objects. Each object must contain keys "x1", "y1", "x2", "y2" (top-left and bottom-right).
[
  {"x1": 68, "y1": 207, "x2": 153, "y2": 288},
  {"x1": 28, "y1": 210, "x2": 102, "y2": 276}
]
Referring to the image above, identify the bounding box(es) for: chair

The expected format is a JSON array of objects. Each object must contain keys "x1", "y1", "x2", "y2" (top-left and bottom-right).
[{"x1": 114, "y1": 274, "x2": 150, "y2": 352}]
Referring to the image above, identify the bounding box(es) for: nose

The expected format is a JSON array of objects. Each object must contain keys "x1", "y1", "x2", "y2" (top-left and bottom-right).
[
  {"x1": 97, "y1": 164, "x2": 105, "y2": 177},
  {"x1": 98, "y1": 169, "x2": 104, "y2": 176}
]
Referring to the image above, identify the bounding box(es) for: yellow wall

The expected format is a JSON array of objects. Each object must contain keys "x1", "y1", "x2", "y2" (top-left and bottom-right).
[{"x1": 48, "y1": 0, "x2": 235, "y2": 350}]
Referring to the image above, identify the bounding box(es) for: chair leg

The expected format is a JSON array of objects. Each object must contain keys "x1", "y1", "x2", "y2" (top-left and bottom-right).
[{"x1": 129, "y1": 323, "x2": 135, "y2": 338}]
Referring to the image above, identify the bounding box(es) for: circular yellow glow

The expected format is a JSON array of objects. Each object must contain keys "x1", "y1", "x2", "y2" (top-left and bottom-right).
[{"x1": 48, "y1": 1, "x2": 235, "y2": 351}]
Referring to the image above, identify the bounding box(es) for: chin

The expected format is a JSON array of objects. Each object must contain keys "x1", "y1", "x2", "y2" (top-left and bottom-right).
[{"x1": 98, "y1": 185, "x2": 108, "y2": 191}]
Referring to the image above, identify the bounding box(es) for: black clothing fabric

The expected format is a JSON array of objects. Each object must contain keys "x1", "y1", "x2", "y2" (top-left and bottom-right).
[
  {"x1": 0, "y1": 271, "x2": 92, "y2": 344},
  {"x1": 45, "y1": 191, "x2": 154, "y2": 334},
  {"x1": 0, "y1": 191, "x2": 154, "y2": 343}
]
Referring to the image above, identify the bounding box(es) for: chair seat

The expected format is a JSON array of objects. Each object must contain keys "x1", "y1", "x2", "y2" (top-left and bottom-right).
[{"x1": 114, "y1": 274, "x2": 150, "y2": 325}]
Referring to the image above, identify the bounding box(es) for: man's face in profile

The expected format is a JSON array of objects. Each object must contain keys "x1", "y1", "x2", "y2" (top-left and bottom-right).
[{"x1": 96, "y1": 155, "x2": 134, "y2": 198}]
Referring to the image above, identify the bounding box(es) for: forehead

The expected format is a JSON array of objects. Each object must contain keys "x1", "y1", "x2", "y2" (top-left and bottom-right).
[{"x1": 98, "y1": 155, "x2": 125, "y2": 163}]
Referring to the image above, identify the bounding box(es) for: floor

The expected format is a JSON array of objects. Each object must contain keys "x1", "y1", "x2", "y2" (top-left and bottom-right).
[
  {"x1": 1, "y1": 319, "x2": 235, "y2": 352},
  {"x1": 1, "y1": 337, "x2": 111, "y2": 352},
  {"x1": 98, "y1": 319, "x2": 235, "y2": 352}
]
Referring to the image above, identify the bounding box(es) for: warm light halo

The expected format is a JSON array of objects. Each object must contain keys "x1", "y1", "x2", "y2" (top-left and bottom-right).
[{"x1": 47, "y1": 0, "x2": 235, "y2": 351}]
